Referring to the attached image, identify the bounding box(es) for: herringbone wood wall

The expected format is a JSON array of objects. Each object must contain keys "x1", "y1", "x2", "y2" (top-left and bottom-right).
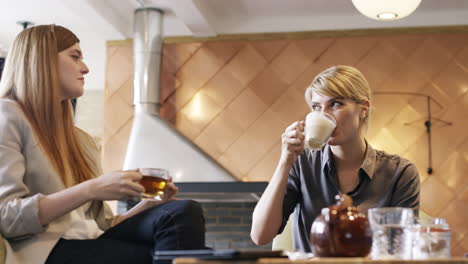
[{"x1": 104, "y1": 32, "x2": 468, "y2": 255}]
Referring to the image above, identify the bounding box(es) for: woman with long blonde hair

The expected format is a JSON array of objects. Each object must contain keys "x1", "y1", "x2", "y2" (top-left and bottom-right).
[
  {"x1": 251, "y1": 65, "x2": 420, "y2": 252},
  {"x1": 0, "y1": 25, "x2": 206, "y2": 264}
]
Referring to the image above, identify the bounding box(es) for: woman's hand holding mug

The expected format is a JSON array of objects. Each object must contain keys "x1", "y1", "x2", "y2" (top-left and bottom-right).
[{"x1": 281, "y1": 120, "x2": 306, "y2": 165}]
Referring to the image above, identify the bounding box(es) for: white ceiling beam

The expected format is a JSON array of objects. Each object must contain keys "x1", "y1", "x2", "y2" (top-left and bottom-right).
[
  {"x1": 166, "y1": 0, "x2": 217, "y2": 37},
  {"x1": 84, "y1": 0, "x2": 137, "y2": 38},
  {"x1": 61, "y1": 0, "x2": 135, "y2": 38}
]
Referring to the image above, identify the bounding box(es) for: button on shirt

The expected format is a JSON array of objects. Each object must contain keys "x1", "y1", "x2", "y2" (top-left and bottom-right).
[{"x1": 280, "y1": 143, "x2": 420, "y2": 252}]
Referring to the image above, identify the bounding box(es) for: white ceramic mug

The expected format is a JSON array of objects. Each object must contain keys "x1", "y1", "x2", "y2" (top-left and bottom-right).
[{"x1": 304, "y1": 111, "x2": 336, "y2": 150}]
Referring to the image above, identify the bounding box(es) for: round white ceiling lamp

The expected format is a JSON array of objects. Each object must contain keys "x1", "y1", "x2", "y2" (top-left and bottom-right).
[{"x1": 351, "y1": 0, "x2": 422, "y2": 21}]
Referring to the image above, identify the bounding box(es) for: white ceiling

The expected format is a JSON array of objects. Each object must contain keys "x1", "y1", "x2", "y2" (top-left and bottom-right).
[{"x1": 1, "y1": 0, "x2": 468, "y2": 91}]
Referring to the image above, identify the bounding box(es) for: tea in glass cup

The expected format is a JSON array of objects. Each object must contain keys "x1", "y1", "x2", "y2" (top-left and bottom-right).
[
  {"x1": 139, "y1": 168, "x2": 169, "y2": 200},
  {"x1": 304, "y1": 111, "x2": 336, "y2": 150}
]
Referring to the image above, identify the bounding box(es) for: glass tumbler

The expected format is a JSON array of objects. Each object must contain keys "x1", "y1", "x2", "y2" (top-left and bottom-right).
[{"x1": 368, "y1": 207, "x2": 415, "y2": 260}]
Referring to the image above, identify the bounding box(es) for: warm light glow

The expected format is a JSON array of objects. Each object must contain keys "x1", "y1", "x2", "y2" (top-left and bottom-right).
[
  {"x1": 461, "y1": 85, "x2": 468, "y2": 94},
  {"x1": 187, "y1": 92, "x2": 204, "y2": 120},
  {"x1": 352, "y1": 0, "x2": 421, "y2": 21}
]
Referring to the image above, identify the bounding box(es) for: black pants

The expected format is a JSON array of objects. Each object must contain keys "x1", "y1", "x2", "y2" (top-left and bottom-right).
[{"x1": 45, "y1": 200, "x2": 206, "y2": 264}]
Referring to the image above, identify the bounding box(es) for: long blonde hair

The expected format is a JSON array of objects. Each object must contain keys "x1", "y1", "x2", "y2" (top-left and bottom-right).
[
  {"x1": 305, "y1": 65, "x2": 371, "y2": 131},
  {"x1": 0, "y1": 25, "x2": 97, "y2": 186}
]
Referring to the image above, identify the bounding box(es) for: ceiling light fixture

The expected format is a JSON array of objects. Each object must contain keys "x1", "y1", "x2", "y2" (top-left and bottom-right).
[{"x1": 351, "y1": 0, "x2": 422, "y2": 21}]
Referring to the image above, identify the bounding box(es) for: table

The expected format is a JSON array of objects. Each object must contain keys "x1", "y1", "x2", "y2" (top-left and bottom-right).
[{"x1": 174, "y1": 257, "x2": 468, "y2": 264}]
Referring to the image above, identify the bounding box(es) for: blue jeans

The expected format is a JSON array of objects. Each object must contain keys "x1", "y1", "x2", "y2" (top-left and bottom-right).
[{"x1": 45, "y1": 200, "x2": 206, "y2": 264}]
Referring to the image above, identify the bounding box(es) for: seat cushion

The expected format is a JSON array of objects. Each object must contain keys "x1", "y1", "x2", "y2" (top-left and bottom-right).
[{"x1": 272, "y1": 214, "x2": 294, "y2": 251}]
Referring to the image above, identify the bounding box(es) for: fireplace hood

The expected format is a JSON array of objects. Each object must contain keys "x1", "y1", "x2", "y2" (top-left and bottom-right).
[{"x1": 123, "y1": 7, "x2": 237, "y2": 182}]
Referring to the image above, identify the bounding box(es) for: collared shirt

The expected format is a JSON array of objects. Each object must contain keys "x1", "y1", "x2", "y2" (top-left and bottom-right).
[{"x1": 280, "y1": 143, "x2": 420, "y2": 252}]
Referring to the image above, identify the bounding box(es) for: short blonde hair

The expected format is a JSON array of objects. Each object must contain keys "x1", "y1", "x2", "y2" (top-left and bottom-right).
[{"x1": 305, "y1": 65, "x2": 371, "y2": 130}]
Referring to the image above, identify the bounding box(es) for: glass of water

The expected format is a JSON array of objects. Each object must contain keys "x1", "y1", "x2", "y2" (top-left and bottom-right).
[{"x1": 368, "y1": 207, "x2": 415, "y2": 260}]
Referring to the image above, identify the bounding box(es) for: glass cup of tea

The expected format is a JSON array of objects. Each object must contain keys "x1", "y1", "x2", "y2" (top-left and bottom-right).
[
  {"x1": 139, "y1": 168, "x2": 170, "y2": 200},
  {"x1": 304, "y1": 111, "x2": 336, "y2": 150}
]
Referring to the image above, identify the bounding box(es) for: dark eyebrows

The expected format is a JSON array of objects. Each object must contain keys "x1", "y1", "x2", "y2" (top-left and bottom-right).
[
  {"x1": 311, "y1": 97, "x2": 345, "y2": 105},
  {"x1": 331, "y1": 97, "x2": 346, "y2": 101}
]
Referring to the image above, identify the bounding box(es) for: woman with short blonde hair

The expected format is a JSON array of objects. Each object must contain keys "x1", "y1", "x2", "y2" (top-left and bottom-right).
[
  {"x1": 251, "y1": 65, "x2": 420, "y2": 252},
  {"x1": 305, "y1": 65, "x2": 371, "y2": 132},
  {"x1": 0, "y1": 25, "x2": 206, "y2": 264}
]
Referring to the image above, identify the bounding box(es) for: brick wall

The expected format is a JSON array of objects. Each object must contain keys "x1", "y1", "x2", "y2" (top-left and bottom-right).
[{"x1": 202, "y1": 202, "x2": 271, "y2": 250}]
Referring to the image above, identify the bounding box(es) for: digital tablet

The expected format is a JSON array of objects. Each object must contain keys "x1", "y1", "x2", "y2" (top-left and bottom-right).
[{"x1": 154, "y1": 249, "x2": 285, "y2": 261}]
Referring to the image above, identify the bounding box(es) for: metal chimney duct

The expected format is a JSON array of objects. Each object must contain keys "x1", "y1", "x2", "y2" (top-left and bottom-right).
[
  {"x1": 133, "y1": 7, "x2": 163, "y2": 116},
  {"x1": 123, "y1": 7, "x2": 237, "y2": 182}
]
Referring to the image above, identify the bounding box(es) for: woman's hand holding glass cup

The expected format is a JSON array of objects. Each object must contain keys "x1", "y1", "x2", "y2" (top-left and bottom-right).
[
  {"x1": 113, "y1": 168, "x2": 178, "y2": 226},
  {"x1": 138, "y1": 168, "x2": 178, "y2": 201}
]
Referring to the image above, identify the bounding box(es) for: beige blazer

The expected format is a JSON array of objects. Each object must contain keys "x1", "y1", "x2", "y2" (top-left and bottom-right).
[{"x1": 0, "y1": 99, "x2": 114, "y2": 264}]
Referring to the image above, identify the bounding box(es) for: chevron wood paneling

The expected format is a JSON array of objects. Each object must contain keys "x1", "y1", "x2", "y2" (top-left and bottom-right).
[
  {"x1": 104, "y1": 32, "x2": 468, "y2": 256},
  {"x1": 103, "y1": 41, "x2": 134, "y2": 173}
]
